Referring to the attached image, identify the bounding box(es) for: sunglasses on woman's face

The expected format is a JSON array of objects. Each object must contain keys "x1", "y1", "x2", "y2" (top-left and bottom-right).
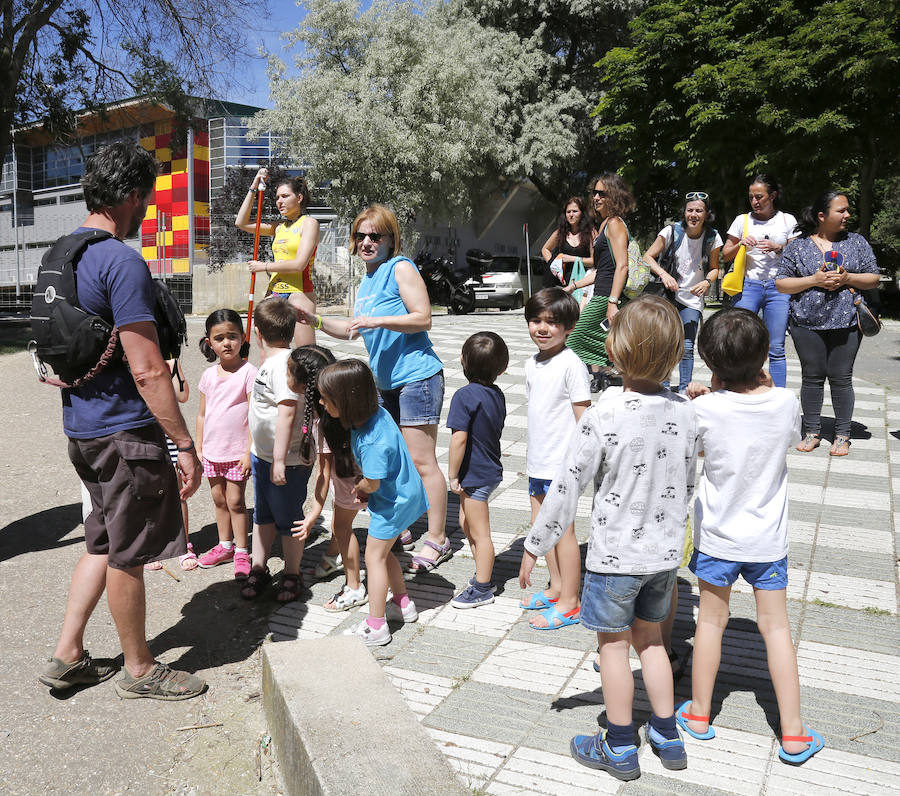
[
  {"x1": 353, "y1": 231, "x2": 385, "y2": 243},
  {"x1": 685, "y1": 191, "x2": 709, "y2": 201},
  {"x1": 592, "y1": 190, "x2": 607, "y2": 197}
]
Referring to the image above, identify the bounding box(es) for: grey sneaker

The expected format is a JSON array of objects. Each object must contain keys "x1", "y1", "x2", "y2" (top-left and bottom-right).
[
  {"x1": 115, "y1": 663, "x2": 207, "y2": 701},
  {"x1": 38, "y1": 650, "x2": 118, "y2": 690}
]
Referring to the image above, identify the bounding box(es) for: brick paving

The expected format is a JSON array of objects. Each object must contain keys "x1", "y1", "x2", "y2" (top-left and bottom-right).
[{"x1": 270, "y1": 313, "x2": 900, "y2": 794}]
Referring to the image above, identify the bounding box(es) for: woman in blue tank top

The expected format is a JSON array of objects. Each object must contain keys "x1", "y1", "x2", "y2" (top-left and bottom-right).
[{"x1": 299, "y1": 204, "x2": 450, "y2": 572}]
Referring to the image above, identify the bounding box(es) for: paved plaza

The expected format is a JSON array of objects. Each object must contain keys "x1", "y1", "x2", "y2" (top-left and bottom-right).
[{"x1": 2, "y1": 311, "x2": 899, "y2": 794}]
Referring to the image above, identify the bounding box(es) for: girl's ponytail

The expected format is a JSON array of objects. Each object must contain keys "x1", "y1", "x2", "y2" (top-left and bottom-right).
[
  {"x1": 300, "y1": 378, "x2": 316, "y2": 462},
  {"x1": 199, "y1": 337, "x2": 217, "y2": 362}
]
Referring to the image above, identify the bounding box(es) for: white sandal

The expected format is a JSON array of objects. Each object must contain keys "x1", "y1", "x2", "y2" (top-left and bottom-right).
[{"x1": 324, "y1": 584, "x2": 368, "y2": 612}]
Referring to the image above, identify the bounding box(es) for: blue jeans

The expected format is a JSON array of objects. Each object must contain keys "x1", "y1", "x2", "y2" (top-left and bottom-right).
[
  {"x1": 734, "y1": 279, "x2": 789, "y2": 387},
  {"x1": 676, "y1": 303, "x2": 702, "y2": 392}
]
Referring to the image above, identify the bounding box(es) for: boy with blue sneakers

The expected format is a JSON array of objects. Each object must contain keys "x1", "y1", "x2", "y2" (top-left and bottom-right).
[{"x1": 520, "y1": 296, "x2": 698, "y2": 780}]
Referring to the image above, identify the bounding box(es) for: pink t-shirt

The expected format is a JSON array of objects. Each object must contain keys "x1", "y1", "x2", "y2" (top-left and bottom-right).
[{"x1": 198, "y1": 361, "x2": 258, "y2": 462}]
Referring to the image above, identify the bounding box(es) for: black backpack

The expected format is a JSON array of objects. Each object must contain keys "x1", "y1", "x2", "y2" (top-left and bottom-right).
[{"x1": 29, "y1": 230, "x2": 187, "y2": 387}]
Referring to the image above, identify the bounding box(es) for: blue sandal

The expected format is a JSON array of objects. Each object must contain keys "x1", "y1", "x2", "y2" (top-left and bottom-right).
[
  {"x1": 778, "y1": 726, "x2": 825, "y2": 765},
  {"x1": 530, "y1": 604, "x2": 580, "y2": 630},
  {"x1": 520, "y1": 590, "x2": 558, "y2": 611},
  {"x1": 675, "y1": 700, "x2": 716, "y2": 740}
]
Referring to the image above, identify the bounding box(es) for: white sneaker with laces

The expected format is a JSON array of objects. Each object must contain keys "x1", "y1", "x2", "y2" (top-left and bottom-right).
[
  {"x1": 385, "y1": 596, "x2": 418, "y2": 623},
  {"x1": 344, "y1": 618, "x2": 391, "y2": 647}
]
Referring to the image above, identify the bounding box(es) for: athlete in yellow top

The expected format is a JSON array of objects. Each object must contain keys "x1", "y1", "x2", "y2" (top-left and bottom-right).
[{"x1": 236, "y1": 167, "x2": 320, "y2": 346}]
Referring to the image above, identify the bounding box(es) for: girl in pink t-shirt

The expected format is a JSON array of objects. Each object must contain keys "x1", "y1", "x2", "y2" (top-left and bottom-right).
[{"x1": 195, "y1": 310, "x2": 258, "y2": 579}]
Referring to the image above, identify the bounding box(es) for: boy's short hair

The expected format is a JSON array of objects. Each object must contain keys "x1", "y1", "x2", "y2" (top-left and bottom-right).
[
  {"x1": 462, "y1": 331, "x2": 509, "y2": 386},
  {"x1": 697, "y1": 308, "x2": 769, "y2": 386},
  {"x1": 524, "y1": 287, "x2": 580, "y2": 330},
  {"x1": 254, "y1": 297, "x2": 296, "y2": 345},
  {"x1": 317, "y1": 359, "x2": 380, "y2": 429},
  {"x1": 605, "y1": 295, "x2": 684, "y2": 383}
]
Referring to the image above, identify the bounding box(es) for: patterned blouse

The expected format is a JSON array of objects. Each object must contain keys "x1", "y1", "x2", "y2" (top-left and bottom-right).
[{"x1": 776, "y1": 233, "x2": 878, "y2": 330}]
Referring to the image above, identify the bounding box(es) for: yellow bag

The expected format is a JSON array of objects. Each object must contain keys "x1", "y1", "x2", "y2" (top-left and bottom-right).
[{"x1": 721, "y1": 214, "x2": 749, "y2": 296}]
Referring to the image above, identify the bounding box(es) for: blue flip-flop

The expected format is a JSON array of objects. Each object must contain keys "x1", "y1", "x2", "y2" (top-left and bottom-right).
[
  {"x1": 779, "y1": 725, "x2": 825, "y2": 765},
  {"x1": 530, "y1": 604, "x2": 580, "y2": 630},
  {"x1": 519, "y1": 590, "x2": 558, "y2": 611},
  {"x1": 675, "y1": 700, "x2": 716, "y2": 740}
]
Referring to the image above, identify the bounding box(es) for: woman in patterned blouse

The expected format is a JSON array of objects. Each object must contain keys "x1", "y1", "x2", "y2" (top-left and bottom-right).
[{"x1": 776, "y1": 190, "x2": 880, "y2": 457}]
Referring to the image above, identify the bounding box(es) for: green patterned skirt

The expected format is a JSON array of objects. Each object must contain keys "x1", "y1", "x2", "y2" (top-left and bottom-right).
[{"x1": 567, "y1": 295, "x2": 610, "y2": 366}]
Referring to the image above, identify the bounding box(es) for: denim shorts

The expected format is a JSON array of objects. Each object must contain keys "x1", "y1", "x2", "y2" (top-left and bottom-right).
[
  {"x1": 251, "y1": 454, "x2": 311, "y2": 536},
  {"x1": 580, "y1": 569, "x2": 677, "y2": 633},
  {"x1": 379, "y1": 370, "x2": 444, "y2": 426},
  {"x1": 463, "y1": 481, "x2": 501, "y2": 502},
  {"x1": 528, "y1": 477, "x2": 553, "y2": 497},
  {"x1": 690, "y1": 551, "x2": 788, "y2": 590}
]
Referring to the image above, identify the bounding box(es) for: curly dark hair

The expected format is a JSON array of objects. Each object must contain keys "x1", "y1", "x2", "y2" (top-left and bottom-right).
[
  {"x1": 590, "y1": 173, "x2": 635, "y2": 220},
  {"x1": 81, "y1": 142, "x2": 158, "y2": 211}
]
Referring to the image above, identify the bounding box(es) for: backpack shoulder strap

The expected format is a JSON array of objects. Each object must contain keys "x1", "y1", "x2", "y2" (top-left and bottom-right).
[{"x1": 670, "y1": 223, "x2": 686, "y2": 253}]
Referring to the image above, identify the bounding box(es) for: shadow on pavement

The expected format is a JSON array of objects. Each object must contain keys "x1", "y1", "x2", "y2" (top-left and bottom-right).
[{"x1": 0, "y1": 503, "x2": 84, "y2": 562}]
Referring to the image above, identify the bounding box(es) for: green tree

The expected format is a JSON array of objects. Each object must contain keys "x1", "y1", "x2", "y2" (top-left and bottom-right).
[
  {"x1": 594, "y1": 0, "x2": 900, "y2": 236},
  {"x1": 1, "y1": 0, "x2": 261, "y2": 159},
  {"x1": 252, "y1": 0, "x2": 587, "y2": 224}
]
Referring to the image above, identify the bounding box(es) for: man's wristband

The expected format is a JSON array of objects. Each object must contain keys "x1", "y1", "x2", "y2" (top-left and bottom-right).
[
  {"x1": 176, "y1": 441, "x2": 195, "y2": 453},
  {"x1": 315, "y1": 314, "x2": 323, "y2": 330}
]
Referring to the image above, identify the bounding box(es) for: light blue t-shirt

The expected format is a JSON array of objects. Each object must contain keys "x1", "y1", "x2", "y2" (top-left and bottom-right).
[
  {"x1": 354, "y1": 256, "x2": 443, "y2": 390},
  {"x1": 351, "y1": 406, "x2": 428, "y2": 540}
]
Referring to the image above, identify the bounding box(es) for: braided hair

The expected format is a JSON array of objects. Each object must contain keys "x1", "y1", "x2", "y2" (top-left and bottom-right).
[{"x1": 287, "y1": 344, "x2": 336, "y2": 462}]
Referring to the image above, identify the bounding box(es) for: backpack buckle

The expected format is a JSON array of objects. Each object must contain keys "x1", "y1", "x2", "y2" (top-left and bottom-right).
[{"x1": 27, "y1": 341, "x2": 49, "y2": 381}]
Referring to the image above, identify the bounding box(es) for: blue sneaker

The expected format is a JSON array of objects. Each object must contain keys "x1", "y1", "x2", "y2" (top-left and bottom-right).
[
  {"x1": 451, "y1": 583, "x2": 495, "y2": 609},
  {"x1": 646, "y1": 724, "x2": 687, "y2": 770},
  {"x1": 570, "y1": 730, "x2": 640, "y2": 781}
]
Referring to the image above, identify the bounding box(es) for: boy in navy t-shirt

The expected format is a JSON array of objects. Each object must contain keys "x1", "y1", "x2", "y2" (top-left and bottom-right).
[{"x1": 447, "y1": 332, "x2": 509, "y2": 607}]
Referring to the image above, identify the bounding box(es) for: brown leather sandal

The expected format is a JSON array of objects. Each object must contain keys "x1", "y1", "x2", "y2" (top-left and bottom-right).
[
  {"x1": 796, "y1": 433, "x2": 821, "y2": 452},
  {"x1": 829, "y1": 435, "x2": 851, "y2": 456}
]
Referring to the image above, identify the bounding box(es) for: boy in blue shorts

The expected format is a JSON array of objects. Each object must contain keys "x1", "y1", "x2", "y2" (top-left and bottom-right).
[
  {"x1": 679, "y1": 308, "x2": 824, "y2": 765},
  {"x1": 520, "y1": 296, "x2": 698, "y2": 781},
  {"x1": 447, "y1": 331, "x2": 509, "y2": 608}
]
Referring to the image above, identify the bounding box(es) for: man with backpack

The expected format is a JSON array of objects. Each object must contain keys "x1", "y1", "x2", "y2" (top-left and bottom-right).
[{"x1": 38, "y1": 142, "x2": 206, "y2": 700}]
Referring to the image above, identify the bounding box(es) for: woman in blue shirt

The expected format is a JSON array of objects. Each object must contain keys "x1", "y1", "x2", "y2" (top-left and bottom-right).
[{"x1": 302, "y1": 205, "x2": 449, "y2": 571}]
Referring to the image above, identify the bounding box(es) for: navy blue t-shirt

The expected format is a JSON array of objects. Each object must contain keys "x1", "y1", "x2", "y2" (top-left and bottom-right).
[
  {"x1": 446, "y1": 382, "x2": 506, "y2": 488},
  {"x1": 61, "y1": 227, "x2": 156, "y2": 439}
]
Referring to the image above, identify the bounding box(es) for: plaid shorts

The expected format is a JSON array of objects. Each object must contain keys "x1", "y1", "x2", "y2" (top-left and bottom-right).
[{"x1": 202, "y1": 458, "x2": 248, "y2": 482}]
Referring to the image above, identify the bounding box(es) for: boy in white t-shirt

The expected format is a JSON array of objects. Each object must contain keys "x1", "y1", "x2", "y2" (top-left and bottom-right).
[
  {"x1": 680, "y1": 308, "x2": 824, "y2": 766},
  {"x1": 520, "y1": 287, "x2": 591, "y2": 629}
]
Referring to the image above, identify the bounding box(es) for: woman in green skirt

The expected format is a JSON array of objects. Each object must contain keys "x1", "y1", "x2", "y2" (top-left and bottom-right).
[{"x1": 566, "y1": 174, "x2": 635, "y2": 392}]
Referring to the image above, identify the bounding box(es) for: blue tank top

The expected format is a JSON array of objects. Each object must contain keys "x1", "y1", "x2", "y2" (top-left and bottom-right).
[{"x1": 354, "y1": 256, "x2": 443, "y2": 390}]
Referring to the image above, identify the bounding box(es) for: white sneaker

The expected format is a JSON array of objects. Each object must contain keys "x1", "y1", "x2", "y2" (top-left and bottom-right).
[
  {"x1": 385, "y1": 596, "x2": 418, "y2": 623},
  {"x1": 344, "y1": 618, "x2": 391, "y2": 647},
  {"x1": 314, "y1": 553, "x2": 343, "y2": 579},
  {"x1": 324, "y1": 584, "x2": 368, "y2": 612}
]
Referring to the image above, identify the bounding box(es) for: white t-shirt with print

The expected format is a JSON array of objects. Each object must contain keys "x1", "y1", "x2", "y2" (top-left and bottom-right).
[
  {"x1": 658, "y1": 225, "x2": 723, "y2": 310},
  {"x1": 525, "y1": 347, "x2": 591, "y2": 479},
  {"x1": 525, "y1": 387, "x2": 699, "y2": 575},
  {"x1": 727, "y1": 211, "x2": 798, "y2": 282},
  {"x1": 249, "y1": 348, "x2": 308, "y2": 465},
  {"x1": 692, "y1": 387, "x2": 801, "y2": 562}
]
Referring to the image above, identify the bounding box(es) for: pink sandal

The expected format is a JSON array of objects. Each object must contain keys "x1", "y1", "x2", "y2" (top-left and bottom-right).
[
  {"x1": 406, "y1": 539, "x2": 452, "y2": 572},
  {"x1": 179, "y1": 543, "x2": 198, "y2": 571}
]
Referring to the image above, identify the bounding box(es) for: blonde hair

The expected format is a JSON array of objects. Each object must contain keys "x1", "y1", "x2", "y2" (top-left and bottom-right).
[
  {"x1": 605, "y1": 295, "x2": 684, "y2": 383},
  {"x1": 349, "y1": 204, "x2": 401, "y2": 257}
]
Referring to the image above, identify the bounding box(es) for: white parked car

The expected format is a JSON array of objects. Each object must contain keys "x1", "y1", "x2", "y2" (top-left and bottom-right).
[{"x1": 466, "y1": 256, "x2": 546, "y2": 310}]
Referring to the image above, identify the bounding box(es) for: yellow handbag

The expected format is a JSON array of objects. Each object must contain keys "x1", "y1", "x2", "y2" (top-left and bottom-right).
[{"x1": 722, "y1": 214, "x2": 749, "y2": 296}]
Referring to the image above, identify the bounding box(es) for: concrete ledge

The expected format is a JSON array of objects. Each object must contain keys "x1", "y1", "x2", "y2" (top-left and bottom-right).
[{"x1": 263, "y1": 636, "x2": 469, "y2": 796}]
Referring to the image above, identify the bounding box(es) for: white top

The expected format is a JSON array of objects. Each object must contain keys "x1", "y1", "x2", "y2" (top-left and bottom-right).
[
  {"x1": 249, "y1": 348, "x2": 309, "y2": 466},
  {"x1": 658, "y1": 225, "x2": 723, "y2": 310},
  {"x1": 727, "y1": 211, "x2": 798, "y2": 282},
  {"x1": 525, "y1": 387, "x2": 698, "y2": 574},
  {"x1": 525, "y1": 347, "x2": 592, "y2": 479},
  {"x1": 692, "y1": 387, "x2": 801, "y2": 562}
]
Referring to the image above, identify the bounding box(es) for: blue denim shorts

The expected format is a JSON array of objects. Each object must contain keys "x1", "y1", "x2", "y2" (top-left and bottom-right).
[
  {"x1": 251, "y1": 454, "x2": 311, "y2": 536},
  {"x1": 580, "y1": 569, "x2": 677, "y2": 633},
  {"x1": 379, "y1": 370, "x2": 444, "y2": 426},
  {"x1": 690, "y1": 551, "x2": 788, "y2": 590},
  {"x1": 463, "y1": 481, "x2": 501, "y2": 502},
  {"x1": 528, "y1": 477, "x2": 553, "y2": 497}
]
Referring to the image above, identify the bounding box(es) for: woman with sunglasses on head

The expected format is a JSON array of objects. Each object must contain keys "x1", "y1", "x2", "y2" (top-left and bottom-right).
[
  {"x1": 775, "y1": 191, "x2": 879, "y2": 457},
  {"x1": 236, "y1": 167, "x2": 320, "y2": 347},
  {"x1": 720, "y1": 175, "x2": 798, "y2": 387},
  {"x1": 540, "y1": 196, "x2": 594, "y2": 289},
  {"x1": 642, "y1": 192, "x2": 722, "y2": 392},
  {"x1": 566, "y1": 174, "x2": 636, "y2": 392},
  {"x1": 297, "y1": 205, "x2": 450, "y2": 571}
]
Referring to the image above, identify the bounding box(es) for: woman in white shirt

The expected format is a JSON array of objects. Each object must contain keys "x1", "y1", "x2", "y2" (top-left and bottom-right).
[
  {"x1": 721, "y1": 175, "x2": 798, "y2": 387},
  {"x1": 642, "y1": 192, "x2": 722, "y2": 392}
]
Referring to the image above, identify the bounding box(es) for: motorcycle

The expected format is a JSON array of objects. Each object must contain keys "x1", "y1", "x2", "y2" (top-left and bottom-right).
[{"x1": 414, "y1": 250, "x2": 476, "y2": 314}]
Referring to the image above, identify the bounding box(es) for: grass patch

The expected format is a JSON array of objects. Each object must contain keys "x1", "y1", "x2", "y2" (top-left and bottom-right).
[
  {"x1": 863, "y1": 606, "x2": 892, "y2": 616},
  {"x1": 811, "y1": 598, "x2": 840, "y2": 609},
  {"x1": 0, "y1": 325, "x2": 32, "y2": 355}
]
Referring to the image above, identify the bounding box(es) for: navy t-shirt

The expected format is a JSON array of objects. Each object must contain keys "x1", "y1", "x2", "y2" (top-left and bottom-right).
[
  {"x1": 446, "y1": 382, "x2": 506, "y2": 487},
  {"x1": 61, "y1": 227, "x2": 156, "y2": 439}
]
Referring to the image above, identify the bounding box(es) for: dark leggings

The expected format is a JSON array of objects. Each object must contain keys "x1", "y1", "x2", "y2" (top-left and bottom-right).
[{"x1": 790, "y1": 324, "x2": 861, "y2": 437}]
